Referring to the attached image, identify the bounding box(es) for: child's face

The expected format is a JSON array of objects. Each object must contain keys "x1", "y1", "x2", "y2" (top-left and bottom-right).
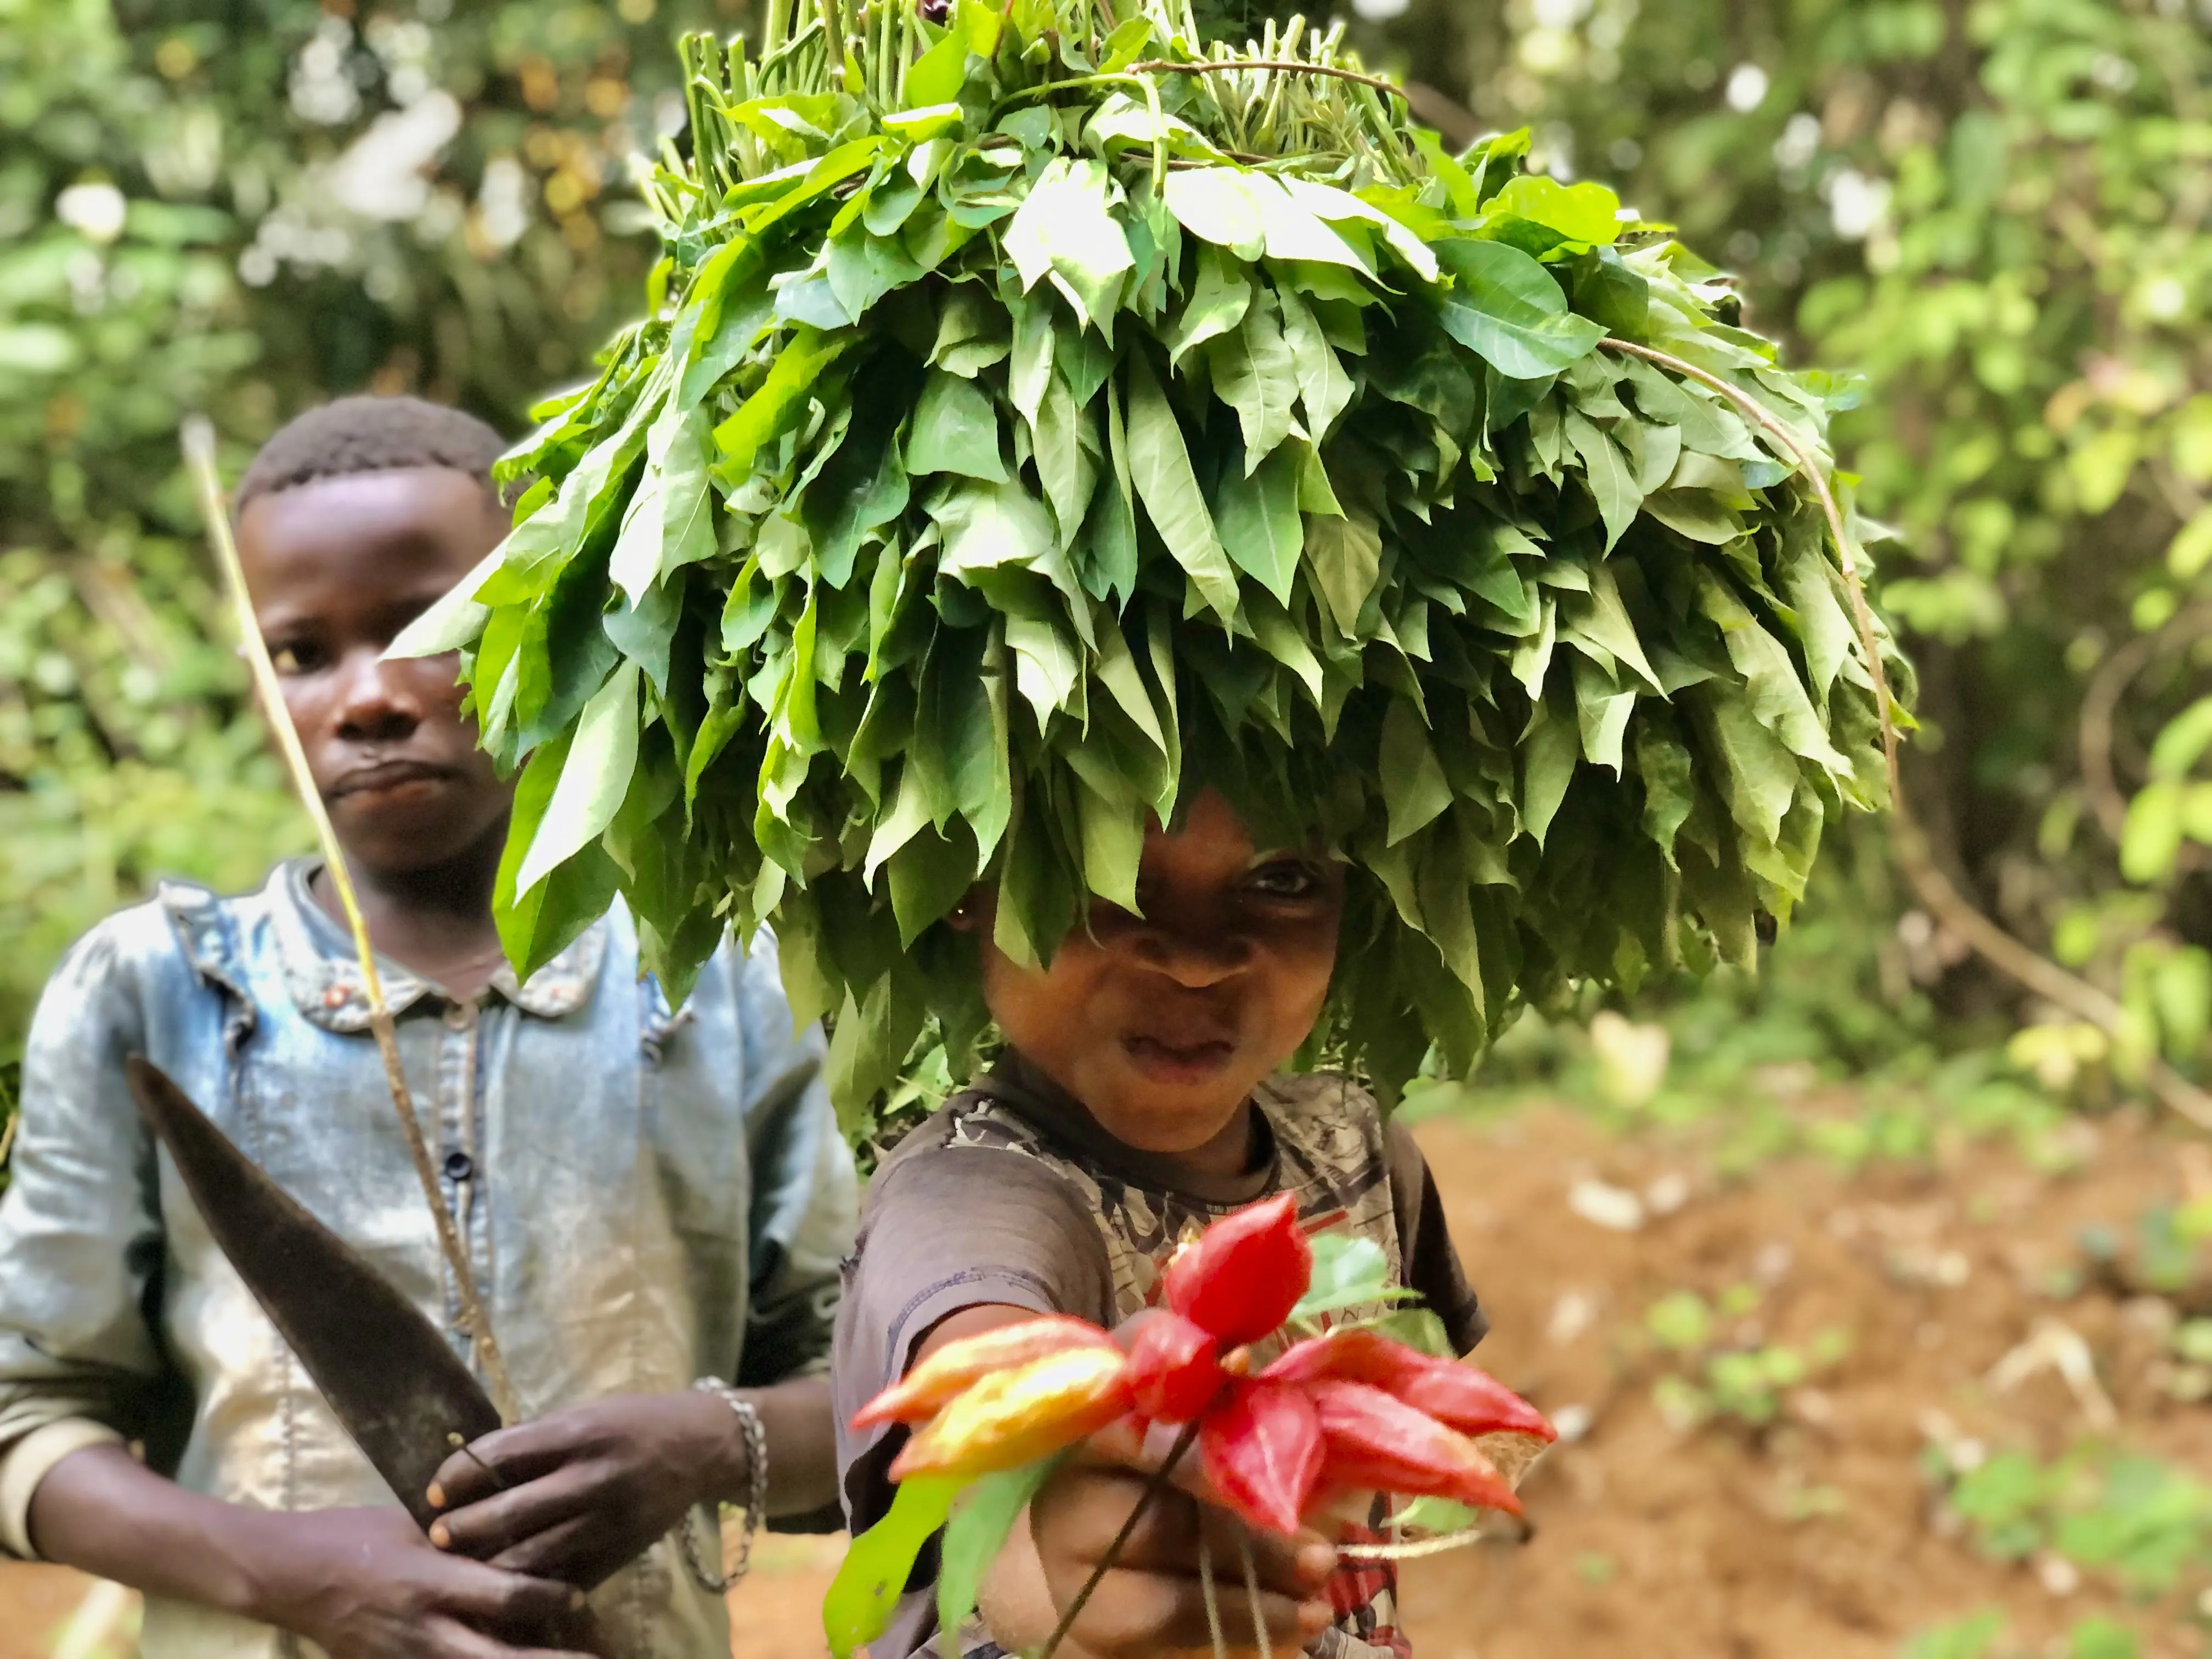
[
  {"x1": 237, "y1": 468, "x2": 511, "y2": 880},
  {"x1": 979, "y1": 789, "x2": 1345, "y2": 1154}
]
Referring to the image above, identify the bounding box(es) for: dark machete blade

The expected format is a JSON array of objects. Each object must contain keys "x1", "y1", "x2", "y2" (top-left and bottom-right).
[{"x1": 126, "y1": 1056, "x2": 499, "y2": 1531}]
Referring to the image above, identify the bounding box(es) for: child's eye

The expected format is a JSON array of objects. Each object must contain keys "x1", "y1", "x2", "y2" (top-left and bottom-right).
[
  {"x1": 269, "y1": 640, "x2": 321, "y2": 675},
  {"x1": 1244, "y1": 860, "x2": 1320, "y2": 900}
]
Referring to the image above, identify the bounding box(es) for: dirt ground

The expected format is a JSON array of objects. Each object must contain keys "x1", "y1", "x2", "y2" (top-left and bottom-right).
[{"x1": 5, "y1": 1102, "x2": 2205, "y2": 1658}]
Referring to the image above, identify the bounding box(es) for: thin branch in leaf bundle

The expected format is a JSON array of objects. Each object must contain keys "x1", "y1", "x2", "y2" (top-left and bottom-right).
[
  {"x1": 1601, "y1": 340, "x2": 2212, "y2": 1135},
  {"x1": 1126, "y1": 58, "x2": 1409, "y2": 102},
  {"x1": 179, "y1": 417, "x2": 524, "y2": 1421}
]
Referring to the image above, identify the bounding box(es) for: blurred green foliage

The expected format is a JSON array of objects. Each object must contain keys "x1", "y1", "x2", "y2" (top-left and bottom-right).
[
  {"x1": 1907, "y1": 1441, "x2": 2212, "y2": 1652},
  {"x1": 3, "y1": 0, "x2": 2208, "y2": 1151},
  {"x1": 1340, "y1": 0, "x2": 2212, "y2": 1107},
  {"x1": 0, "y1": 0, "x2": 744, "y2": 1069}
]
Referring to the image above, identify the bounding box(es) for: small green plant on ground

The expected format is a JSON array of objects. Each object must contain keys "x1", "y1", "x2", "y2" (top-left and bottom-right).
[
  {"x1": 1903, "y1": 1611, "x2": 2147, "y2": 1659},
  {"x1": 1908, "y1": 1441, "x2": 2212, "y2": 1655},
  {"x1": 1639, "y1": 1282, "x2": 1850, "y2": 1436}
]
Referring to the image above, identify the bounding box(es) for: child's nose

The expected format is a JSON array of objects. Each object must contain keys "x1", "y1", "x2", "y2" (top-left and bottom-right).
[
  {"x1": 1130, "y1": 918, "x2": 1254, "y2": 986},
  {"x1": 332, "y1": 650, "x2": 424, "y2": 743}
]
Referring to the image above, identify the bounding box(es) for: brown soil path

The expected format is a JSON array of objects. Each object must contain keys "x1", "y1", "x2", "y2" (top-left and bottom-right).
[{"x1": 5, "y1": 1104, "x2": 2202, "y2": 1658}]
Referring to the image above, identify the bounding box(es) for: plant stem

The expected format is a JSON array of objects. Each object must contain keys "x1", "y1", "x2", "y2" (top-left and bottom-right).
[
  {"x1": 179, "y1": 418, "x2": 523, "y2": 1424},
  {"x1": 1036, "y1": 1420, "x2": 1203, "y2": 1659},
  {"x1": 1128, "y1": 57, "x2": 1407, "y2": 101}
]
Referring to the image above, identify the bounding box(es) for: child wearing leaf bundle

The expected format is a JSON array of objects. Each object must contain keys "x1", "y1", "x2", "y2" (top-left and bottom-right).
[
  {"x1": 394, "y1": 6, "x2": 1905, "y2": 1657},
  {"x1": 832, "y1": 786, "x2": 1489, "y2": 1659}
]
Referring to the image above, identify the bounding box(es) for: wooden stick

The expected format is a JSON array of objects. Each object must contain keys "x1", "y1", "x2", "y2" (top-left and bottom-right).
[
  {"x1": 179, "y1": 417, "x2": 525, "y2": 1421},
  {"x1": 1598, "y1": 340, "x2": 2212, "y2": 1134}
]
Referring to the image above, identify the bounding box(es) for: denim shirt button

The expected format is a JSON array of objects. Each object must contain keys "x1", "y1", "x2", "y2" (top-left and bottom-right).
[
  {"x1": 443, "y1": 1001, "x2": 478, "y2": 1031},
  {"x1": 442, "y1": 1149, "x2": 476, "y2": 1183}
]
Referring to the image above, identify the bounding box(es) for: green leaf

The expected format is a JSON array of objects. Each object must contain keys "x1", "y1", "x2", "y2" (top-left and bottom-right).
[
  {"x1": 1004, "y1": 157, "x2": 1135, "y2": 337},
  {"x1": 1305, "y1": 512, "x2": 1383, "y2": 636},
  {"x1": 826, "y1": 227, "x2": 926, "y2": 321},
  {"x1": 907, "y1": 369, "x2": 1008, "y2": 482},
  {"x1": 1281, "y1": 176, "x2": 1437, "y2": 282},
  {"x1": 1125, "y1": 351, "x2": 1240, "y2": 622},
  {"x1": 911, "y1": 630, "x2": 998, "y2": 831},
  {"x1": 1489, "y1": 176, "x2": 1623, "y2": 246},
  {"x1": 494, "y1": 724, "x2": 623, "y2": 980},
  {"x1": 1032, "y1": 371, "x2": 1100, "y2": 548},
  {"x1": 1293, "y1": 1233, "x2": 1410, "y2": 1319},
  {"x1": 1363, "y1": 1306, "x2": 1455, "y2": 1358},
  {"x1": 1162, "y1": 168, "x2": 1265, "y2": 261},
  {"x1": 1521, "y1": 689, "x2": 1578, "y2": 846},
  {"x1": 713, "y1": 327, "x2": 851, "y2": 473},
  {"x1": 1432, "y1": 240, "x2": 1606, "y2": 380},
  {"x1": 824, "y1": 1475, "x2": 964, "y2": 1658},
  {"x1": 1381, "y1": 700, "x2": 1453, "y2": 845},
  {"x1": 1209, "y1": 290, "x2": 1301, "y2": 469},
  {"x1": 902, "y1": 30, "x2": 972, "y2": 108},
  {"x1": 1276, "y1": 285, "x2": 1355, "y2": 443},
  {"x1": 938, "y1": 1456, "x2": 1067, "y2": 1641},
  {"x1": 1389, "y1": 1497, "x2": 1486, "y2": 1536},
  {"x1": 1212, "y1": 442, "x2": 1303, "y2": 606},
  {"x1": 932, "y1": 474, "x2": 1085, "y2": 619},
  {"x1": 1564, "y1": 409, "x2": 1642, "y2": 551},
  {"x1": 512, "y1": 662, "x2": 640, "y2": 898},
  {"x1": 1162, "y1": 244, "x2": 1252, "y2": 369},
  {"x1": 1695, "y1": 572, "x2": 1853, "y2": 775},
  {"x1": 1074, "y1": 771, "x2": 1144, "y2": 911}
]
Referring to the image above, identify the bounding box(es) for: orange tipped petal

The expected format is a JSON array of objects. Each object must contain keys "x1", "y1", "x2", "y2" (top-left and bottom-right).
[
  {"x1": 889, "y1": 1346, "x2": 1132, "y2": 1480},
  {"x1": 854, "y1": 1316, "x2": 1115, "y2": 1430}
]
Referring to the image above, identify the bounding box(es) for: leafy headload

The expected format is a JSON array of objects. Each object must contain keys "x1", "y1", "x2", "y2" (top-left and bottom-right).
[{"x1": 397, "y1": 0, "x2": 1910, "y2": 1135}]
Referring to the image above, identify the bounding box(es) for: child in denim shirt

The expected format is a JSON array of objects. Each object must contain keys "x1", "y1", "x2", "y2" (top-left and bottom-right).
[{"x1": 0, "y1": 398, "x2": 857, "y2": 1659}]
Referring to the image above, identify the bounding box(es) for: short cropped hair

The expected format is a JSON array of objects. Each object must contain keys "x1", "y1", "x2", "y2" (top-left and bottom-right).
[{"x1": 235, "y1": 395, "x2": 509, "y2": 514}]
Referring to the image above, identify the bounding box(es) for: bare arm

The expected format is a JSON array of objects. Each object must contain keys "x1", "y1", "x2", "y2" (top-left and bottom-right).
[{"x1": 29, "y1": 1443, "x2": 584, "y2": 1659}]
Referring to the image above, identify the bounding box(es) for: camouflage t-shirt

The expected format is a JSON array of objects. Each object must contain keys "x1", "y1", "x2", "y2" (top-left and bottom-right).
[{"x1": 832, "y1": 1054, "x2": 1485, "y2": 1659}]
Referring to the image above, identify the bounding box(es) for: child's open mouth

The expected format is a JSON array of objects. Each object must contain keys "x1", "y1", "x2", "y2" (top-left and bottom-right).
[{"x1": 1122, "y1": 1034, "x2": 1237, "y2": 1085}]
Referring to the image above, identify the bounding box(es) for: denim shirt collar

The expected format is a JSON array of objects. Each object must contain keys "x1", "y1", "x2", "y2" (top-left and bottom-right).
[{"x1": 266, "y1": 860, "x2": 607, "y2": 1032}]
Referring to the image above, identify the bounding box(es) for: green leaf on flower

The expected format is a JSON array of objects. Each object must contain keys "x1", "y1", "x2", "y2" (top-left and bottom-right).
[
  {"x1": 825, "y1": 1475, "x2": 963, "y2": 1658},
  {"x1": 938, "y1": 1455, "x2": 1067, "y2": 1642},
  {"x1": 1293, "y1": 1233, "x2": 1414, "y2": 1319}
]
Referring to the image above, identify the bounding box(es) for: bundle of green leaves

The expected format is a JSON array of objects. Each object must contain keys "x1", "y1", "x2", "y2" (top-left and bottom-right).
[{"x1": 397, "y1": 0, "x2": 1910, "y2": 1134}]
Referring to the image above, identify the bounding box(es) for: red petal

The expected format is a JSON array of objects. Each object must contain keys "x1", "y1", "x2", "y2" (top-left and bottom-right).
[
  {"x1": 1163, "y1": 1194, "x2": 1312, "y2": 1345},
  {"x1": 1199, "y1": 1380, "x2": 1323, "y2": 1537},
  {"x1": 1261, "y1": 1329, "x2": 1554, "y2": 1442},
  {"x1": 1125, "y1": 1312, "x2": 1226, "y2": 1423},
  {"x1": 1307, "y1": 1380, "x2": 1522, "y2": 1517}
]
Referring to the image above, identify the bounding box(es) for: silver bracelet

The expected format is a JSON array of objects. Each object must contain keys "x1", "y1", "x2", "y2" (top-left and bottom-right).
[{"x1": 679, "y1": 1377, "x2": 768, "y2": 1595}]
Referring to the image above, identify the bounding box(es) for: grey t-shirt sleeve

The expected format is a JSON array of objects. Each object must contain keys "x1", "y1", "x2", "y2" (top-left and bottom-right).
[
  {"x1": 1386, "y1": 1117, "x2": 1487, "y2": 1356},
  {"x1": 831, "y1": 1143, "x2": 1113, "y2": 1538}
]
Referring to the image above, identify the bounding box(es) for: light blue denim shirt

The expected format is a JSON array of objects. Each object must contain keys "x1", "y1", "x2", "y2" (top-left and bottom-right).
[{"x1": 0, "y1": 859, "x2": 858, "y2": 1659}]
